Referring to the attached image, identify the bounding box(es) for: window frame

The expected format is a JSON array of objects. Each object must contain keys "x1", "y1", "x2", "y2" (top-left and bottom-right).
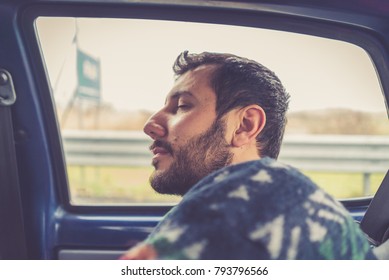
[{"x1": 19, "y1": 1, "x2": 389, "y2": 213}]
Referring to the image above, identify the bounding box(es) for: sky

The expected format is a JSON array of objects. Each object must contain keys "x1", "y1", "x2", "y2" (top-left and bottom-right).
[{"x1": 35, "y1": 17, "x2": 386, "y2": 113}]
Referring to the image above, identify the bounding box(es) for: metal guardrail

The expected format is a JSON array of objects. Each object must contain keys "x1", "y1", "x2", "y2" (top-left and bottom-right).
[
  {"x1": 63, "y1": 130, "x2": 152, "y2": 167},
  {"x1": 279, "y1": 135, "x2": 389, "y2": 173},
  {"x1": 62, "y1": 130, "x2": 389, "y2": 194}
]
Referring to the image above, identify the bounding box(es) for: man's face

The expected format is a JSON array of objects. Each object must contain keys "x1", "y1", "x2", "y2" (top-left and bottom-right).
[{"x1": 143, "y1": 65, "x2": 233, "y2": 196}]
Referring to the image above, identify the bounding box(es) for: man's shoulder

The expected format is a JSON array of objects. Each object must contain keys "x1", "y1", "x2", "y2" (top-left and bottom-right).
[
  {"x1": 179, "y1": 157, "x2": 335, "y2": 232},
  {"x1": 184, "y1": 158, "x2": 355, "y2": 234}
]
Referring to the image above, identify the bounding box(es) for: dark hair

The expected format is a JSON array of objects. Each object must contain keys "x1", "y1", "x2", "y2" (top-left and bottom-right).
[{"x1": 173, "y1": 51, "x2": 290, "y2": 159}]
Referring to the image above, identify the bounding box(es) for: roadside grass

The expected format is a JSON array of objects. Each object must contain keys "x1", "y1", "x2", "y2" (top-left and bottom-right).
[
  {"x1": 304, "y1": 171, "x2": 384, "y2": 199},
  {"x1": 67, "y1": 166, "x2": 181, "y2": 204},
  {"x1": 67, "y1": 166, "x2": 386, "y2": 205}
]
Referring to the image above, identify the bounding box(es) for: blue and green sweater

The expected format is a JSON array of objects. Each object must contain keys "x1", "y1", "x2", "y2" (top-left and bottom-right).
[{"x1": 123, "y1": 158, "x2": 375, "y2": 260}]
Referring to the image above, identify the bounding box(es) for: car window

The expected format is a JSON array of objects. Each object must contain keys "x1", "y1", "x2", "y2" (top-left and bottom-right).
[{"x1": 35, "y1": 17, "x2": 388, "y2": 205}]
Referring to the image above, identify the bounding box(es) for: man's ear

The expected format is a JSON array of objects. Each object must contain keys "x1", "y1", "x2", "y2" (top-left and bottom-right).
[{"x1": 231, "y1": 105, "x2": 266, "y2": 148}]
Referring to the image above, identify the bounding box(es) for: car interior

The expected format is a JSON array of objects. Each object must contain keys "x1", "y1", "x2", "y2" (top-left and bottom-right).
[{"x1": 0, "y1": 0, "x2": 388, "y2": 260}]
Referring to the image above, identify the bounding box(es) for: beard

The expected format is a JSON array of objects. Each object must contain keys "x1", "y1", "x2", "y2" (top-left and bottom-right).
[{"x1": 149, "y1": 118, "x2": 233, "y2": 196}]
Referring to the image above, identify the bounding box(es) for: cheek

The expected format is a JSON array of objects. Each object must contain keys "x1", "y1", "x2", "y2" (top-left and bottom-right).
[{"x1": 168, "y1": 115, "x2": 209, "y2": 142}]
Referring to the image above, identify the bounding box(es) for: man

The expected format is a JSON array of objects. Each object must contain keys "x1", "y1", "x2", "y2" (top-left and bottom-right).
[{"x1": 121, "y1": 51, "x2": 374, "y2": 259}]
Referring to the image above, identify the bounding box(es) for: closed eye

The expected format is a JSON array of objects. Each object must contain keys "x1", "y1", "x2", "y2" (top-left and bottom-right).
[{"x1": 177, "y1": 103, "x2": 192, "y2": 111}]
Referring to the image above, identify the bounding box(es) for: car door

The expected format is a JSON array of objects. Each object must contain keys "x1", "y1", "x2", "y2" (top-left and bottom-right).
[{"x1": 0, "y1": 0, "x2": 388, "y2": 259}]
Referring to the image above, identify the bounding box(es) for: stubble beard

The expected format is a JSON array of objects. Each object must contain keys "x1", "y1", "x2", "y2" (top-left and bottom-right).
[{"x1": 149, "y1": 119, "x2": 233, "y2": 196}]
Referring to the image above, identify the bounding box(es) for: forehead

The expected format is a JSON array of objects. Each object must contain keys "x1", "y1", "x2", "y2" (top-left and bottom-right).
[{"x1": 166, "y1": 65, "x2": 217, "y2": 102}]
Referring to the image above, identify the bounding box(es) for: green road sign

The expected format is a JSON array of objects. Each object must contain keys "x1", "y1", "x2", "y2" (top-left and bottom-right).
[{"x1": 76, "y1": 49, "x2": 101, "y2": 101}]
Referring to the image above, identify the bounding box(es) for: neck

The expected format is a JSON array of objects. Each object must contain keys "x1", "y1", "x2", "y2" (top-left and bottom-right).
[{"x1": 231, "y1": 147, "x2": 261, "y2": 165}]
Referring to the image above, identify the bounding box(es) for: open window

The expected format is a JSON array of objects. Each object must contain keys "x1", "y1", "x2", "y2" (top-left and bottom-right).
[{"x1": 35, "y1": 16, "x2": 388, "y2": 206}]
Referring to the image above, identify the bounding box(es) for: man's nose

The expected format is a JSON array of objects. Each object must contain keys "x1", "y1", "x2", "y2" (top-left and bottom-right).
[{"x1": 143, "y1": 114, "x2": 167, "y2": 140}]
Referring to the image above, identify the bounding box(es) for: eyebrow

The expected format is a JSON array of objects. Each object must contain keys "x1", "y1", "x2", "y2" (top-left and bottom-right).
[{"x1": 165, "y1": 91, "x2": 195, "y2": 104}]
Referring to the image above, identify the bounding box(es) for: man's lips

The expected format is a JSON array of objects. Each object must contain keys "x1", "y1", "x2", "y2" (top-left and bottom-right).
[
  {"x1": 150, "y1": 140, "x2": 174, "y2": 159},
  {"x1": 152, "y1": 147, "x2": 170, "y2": 156}
]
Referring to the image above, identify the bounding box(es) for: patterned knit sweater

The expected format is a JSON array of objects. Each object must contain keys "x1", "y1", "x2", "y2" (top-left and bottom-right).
[{"x1": 121, "y1": 158, "x2": 375, "y2": 260}]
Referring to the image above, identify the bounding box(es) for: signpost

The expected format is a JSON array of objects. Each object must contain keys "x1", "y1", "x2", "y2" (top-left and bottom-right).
[
  {"x1": 60, "y1": 20, "x2": 102, "y2": 129},
  {"x1": 76, "y1": 49, "x2": 101, "y2": 101}
]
